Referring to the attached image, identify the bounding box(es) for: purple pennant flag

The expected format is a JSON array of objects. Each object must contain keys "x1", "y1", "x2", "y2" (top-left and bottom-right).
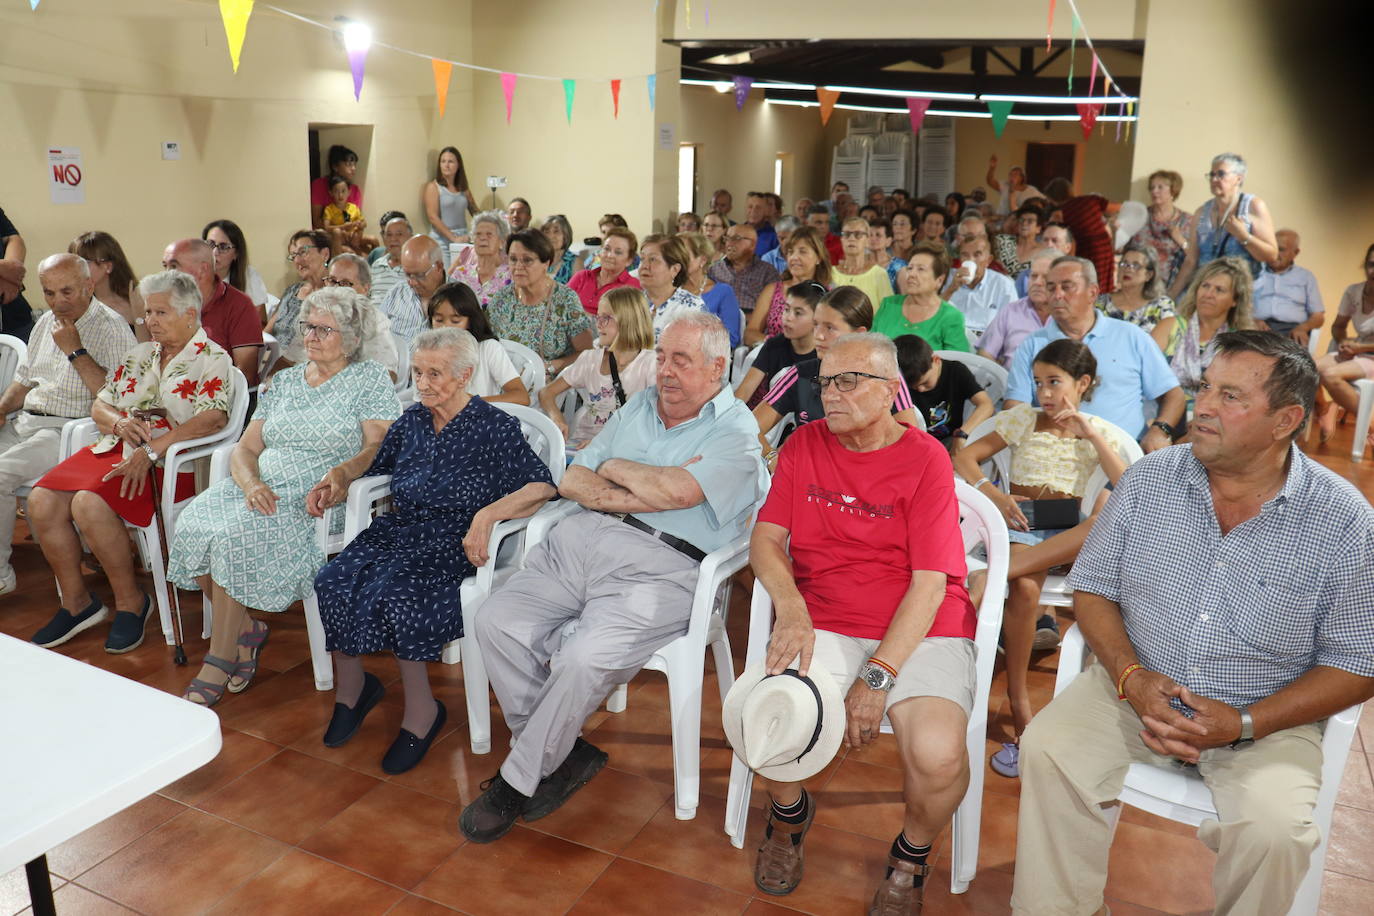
[
  {"x1": 732, "y1": 76, "x2": 753, "y2": 110},
  {"x1": 347, "y1": 47, "x2": 367, "y2": 101}
]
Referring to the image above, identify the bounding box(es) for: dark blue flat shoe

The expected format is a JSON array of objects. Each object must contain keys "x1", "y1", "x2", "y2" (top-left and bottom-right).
[
  {"x1": 323, "y1": 672, "x2": 385, "y2": 747},
  {"x1": 381, "y1": 700, "x2": 447, "y2": 775}
]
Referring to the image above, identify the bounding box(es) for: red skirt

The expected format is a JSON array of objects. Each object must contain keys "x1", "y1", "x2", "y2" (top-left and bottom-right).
[{"x1": 37, "y1": 447, "x2": 196, "y2": 527}]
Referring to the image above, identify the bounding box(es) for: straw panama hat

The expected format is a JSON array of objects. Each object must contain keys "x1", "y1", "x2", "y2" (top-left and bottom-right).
[{"x1": 722, "y1": 659, "x2": 846, "y2": 782}]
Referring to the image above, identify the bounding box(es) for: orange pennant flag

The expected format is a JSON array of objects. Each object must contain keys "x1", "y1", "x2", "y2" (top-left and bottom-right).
[
  {"x1": 432, "y1": 59, "x2": 452, "y2": 118},
  {"x1": 817, "y1": 88, "x2": 840, "y2": 126}
]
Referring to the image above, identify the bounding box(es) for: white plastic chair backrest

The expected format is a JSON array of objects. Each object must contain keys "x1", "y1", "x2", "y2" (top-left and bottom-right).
[
  {"x1": 499, "y1": 339, "x2": 545, "y2": 397},
  {"x1": 492, "y1": 401, "x2": 565, "y2": 486},
  {"x1": 764, "y1": 413, "x2": 794, "y2": 449},
  {"x1": 954, "y1": 479, "x2": 1010, "y2": 725},
  {"x1": 936, "y1": 350, "x2": 1007, "y2": 407},
  {"x1": 730, "y1": 345, "x2": 752, "y2": 384},
  {"x1": 837, "y1": 136, "x2": 871, "y2": 157},
  {"x1": 738, "y1": 342, "x2": 763, "y2": 377},
  {"x1": 0, "y1": 335, "x2": 27, "y2": 391},
  {"x1": 872, "y1": 132, "x2": 910, "y2": 155},
  {"x1": 258, "y1": 332, "x2": 280, "y2": 380}
]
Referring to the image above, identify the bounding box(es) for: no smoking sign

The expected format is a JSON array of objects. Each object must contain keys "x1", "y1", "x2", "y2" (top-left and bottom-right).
[{"x1": 47, "y1": 147, "x2": 85, "y2": 205}]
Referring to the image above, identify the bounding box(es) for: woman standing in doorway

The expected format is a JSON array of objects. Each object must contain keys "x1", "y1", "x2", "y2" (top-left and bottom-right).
[{"x1": 423, "y1": 146, "x2": 476, "y2": 269}]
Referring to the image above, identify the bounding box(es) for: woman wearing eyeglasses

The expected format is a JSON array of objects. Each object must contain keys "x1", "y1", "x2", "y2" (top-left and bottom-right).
[
  {"x1": 1095, "y1": 241, "x2": 1177, "y2": 354},
  {"x1": 264, "y1": 229, "x2": 331, "y2": 363},
  {"x1": 448, "y1": 212, "x2": 512, "y2": 307},
  {"x1": 200, "y1": 219, "x2": 275, "y2": 325},
  {"x1": 831, "y1": 217, "x2": 894, "y2": 311},
  {"x1": 67, "y1": 230, "x2": 139, "y2": 325},
  {"x1": 486, "y1": 229, "x2": 592, "y2": 379},
  {"x1": 1169, "y1": 153, "x2": 1277, "y2": 300},
  {"x1": 168, "y1": 287, "x2": 400, "y2": 706}
]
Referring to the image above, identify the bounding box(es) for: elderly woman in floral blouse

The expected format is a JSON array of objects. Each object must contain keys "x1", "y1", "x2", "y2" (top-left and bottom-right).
[
  {"x1": 29, "y1": 270, "x2": 233, "y2": 654},
  {"x1": 485, "y1": 229, "x2": 592, "y2": 379},
  {"x1": 448, "y1": 211, "x2": 512, "y2": 306}
]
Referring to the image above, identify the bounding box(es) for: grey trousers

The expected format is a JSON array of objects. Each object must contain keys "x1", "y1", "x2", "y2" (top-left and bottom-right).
[{"x1": 475, "y1": 510, "x2": 701, "y2": 796}]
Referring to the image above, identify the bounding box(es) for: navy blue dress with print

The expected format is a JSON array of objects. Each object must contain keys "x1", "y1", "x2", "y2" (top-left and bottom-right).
[{"x1": 314, "y1": 397, "x2": 553, "y2": 662}]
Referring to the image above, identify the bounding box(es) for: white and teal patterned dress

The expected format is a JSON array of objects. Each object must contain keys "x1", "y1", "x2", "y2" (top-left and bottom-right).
[{"x1": 168, "y1": 360, "x2": 401, "y2": 612}]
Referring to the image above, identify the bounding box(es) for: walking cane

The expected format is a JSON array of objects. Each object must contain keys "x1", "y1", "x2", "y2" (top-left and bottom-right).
[{"x1": 134, "y1": 410, "x2": 188, "y2": 666}]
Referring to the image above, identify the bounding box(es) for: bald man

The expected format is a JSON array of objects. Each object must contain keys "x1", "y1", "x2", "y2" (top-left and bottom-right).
[
  {"x1": 377, "y1": 235, "x2": 446, "y2": 353},
  {"x1": 157, "y1": 239, "x2": 262, "y2": 387},
  {"x1": 1254, "y1": 229, "x2": 1324, "y2": 346},
  {"x1": 0, "y1": 253, "x2": 134, "y2": 594}
]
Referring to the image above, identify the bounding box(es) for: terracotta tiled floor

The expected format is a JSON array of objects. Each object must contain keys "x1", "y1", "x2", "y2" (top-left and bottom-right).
[{"x1": 4, "y1": 426, "x2": 1374, "y2": 915}]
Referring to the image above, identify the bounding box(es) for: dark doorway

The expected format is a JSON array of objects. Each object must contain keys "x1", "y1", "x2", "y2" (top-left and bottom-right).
[{"x1": 1025, "y1": 143, "x2": 1076, "y2": 192}]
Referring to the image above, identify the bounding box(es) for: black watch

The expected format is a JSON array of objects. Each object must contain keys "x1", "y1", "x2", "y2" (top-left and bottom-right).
[
  {"x1": 1150, "y1": 419, "x2": 1175, "y2": 439},
  {"x1": 951, "y1": 429, "x2": 969, "y2": 440},
  {"x1": 67, "y1": 347, "x2": 89, "y2": 363}
]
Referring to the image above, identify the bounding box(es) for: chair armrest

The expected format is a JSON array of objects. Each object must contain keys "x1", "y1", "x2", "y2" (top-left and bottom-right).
[
  {"x1": 1053, "y1": 623, "x2": 1088, "y2": 697},
  {"x1": 341, "y1": 474, "x2": 394, "y2": 545},
  {"x1": 207, "y1": 439, "x2": 238, "y2": 484},
  {"x1": 522, "y1": 499, "x2": 581, "y2": 557},
  {"x1": 60, "y1": 418, "x2": 97, "y2": 460},
  {"x1": 683, "y1": 533, "x2": 752, "y2": 640}
]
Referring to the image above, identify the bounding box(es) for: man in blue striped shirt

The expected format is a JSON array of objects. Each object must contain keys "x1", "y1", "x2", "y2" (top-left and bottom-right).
[{"x1": 1012, "y1": 331, "x2": 1374, "y2": 916}]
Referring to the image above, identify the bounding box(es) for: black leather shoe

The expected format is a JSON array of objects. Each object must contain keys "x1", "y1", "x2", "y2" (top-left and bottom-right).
[
  {"x1": 523, "y1": 738, "x2": 608, "y2": 821},
  {"x1": 381, "y1": 699, "x2": 447, "y2": 774},
  {"x1": 323, "y1": 673, "x2": 385, "y2": 747},
  {"x1": 459, "y1": 773, "x2": 529, "y2": 843}
]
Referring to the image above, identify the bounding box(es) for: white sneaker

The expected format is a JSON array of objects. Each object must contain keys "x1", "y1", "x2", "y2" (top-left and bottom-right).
[{"x1": 0, "y1": 567, "x2": 16, "y2": 596}]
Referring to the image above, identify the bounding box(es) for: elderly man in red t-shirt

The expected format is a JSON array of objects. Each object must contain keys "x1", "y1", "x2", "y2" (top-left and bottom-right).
[{"x1": 749, "y1": 331, "x2": 977, "y2": 914}]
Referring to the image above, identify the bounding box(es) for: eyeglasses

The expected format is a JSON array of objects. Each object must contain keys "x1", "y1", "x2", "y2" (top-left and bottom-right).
[
  {"x1": 1117, "y1": 260, "x2": 1148, "y2": 272},
  {"x1": 323, "y1": 277, "x2": 356, "y2": 288},
  {"x1": 286, "y1": 247, "x2": 319, "y2": 262},
  {"x1": 1204, "y1": 170, "x2": 1234, "y2": 180},
  {"x1": 810, "y1": 371, "x2": 890, "y2": 393},
  {"x1": 840, "y1": 231, "x2": 867, "y2": 239},
  {"x1": 298, "y1": 322, "x2": 339, "y2": 339},
  {"x1": 509, "y1": 256, "x2": 542, "y2": 267},
  {"x1": 206, "y1": 241, "x2": 234, "y2": 253},
  {"x1": 595, "y1": 315, "x2": 617, "y2": 326},
  {"x1": 724, "y1": 234, "x2": 751, "y2": 243},
  {"x1": 404, "y1": 263, "x2": 439, "y2": 282}
]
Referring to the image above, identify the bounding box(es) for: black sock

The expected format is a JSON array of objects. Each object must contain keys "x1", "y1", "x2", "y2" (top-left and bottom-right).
[
  {"x1": 887, "y1": 833, "x2": 931, "y2": 883},
  {"x1": 770, "y1": 788, "x2": 810, "y2": 824}
]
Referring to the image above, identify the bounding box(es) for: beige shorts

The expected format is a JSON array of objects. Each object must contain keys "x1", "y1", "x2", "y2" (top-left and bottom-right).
[{"x1": 810, "y1": 629, "x2": 977, "y2": 716}]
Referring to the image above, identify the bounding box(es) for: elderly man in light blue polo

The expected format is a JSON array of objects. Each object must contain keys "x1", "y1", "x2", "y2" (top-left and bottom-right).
[
  {"x1": 461, "y1": 311, "x2": 766, "y2": 843},
  {"x1": 1005, "y1": 255, "x2": 1186, "y2": 451}
]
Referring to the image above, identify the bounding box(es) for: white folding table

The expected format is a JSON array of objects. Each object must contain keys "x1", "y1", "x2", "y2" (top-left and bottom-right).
[{"x1": 0, "y1": 634, "x2": 222, "y2": 915}]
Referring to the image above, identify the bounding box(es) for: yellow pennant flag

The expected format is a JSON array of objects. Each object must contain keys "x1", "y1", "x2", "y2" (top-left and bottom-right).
[
  {"x1": 432, "y1": 59, "x2": 453, "y2": 118},
  {"x1": 218, "y1": 0, "x2": 254, "y2": 73}
]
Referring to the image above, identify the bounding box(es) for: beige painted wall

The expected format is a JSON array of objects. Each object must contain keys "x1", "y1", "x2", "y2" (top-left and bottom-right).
[
  {"x1": 1131, "y1": 0, "x2": 1374, "y2": 351},
  {"x1": 0, "y1": 0, "x2": 472, "y2": 296},
  {"x1": 956, "y1": 117, "x2": 1135, "y2": 203}
]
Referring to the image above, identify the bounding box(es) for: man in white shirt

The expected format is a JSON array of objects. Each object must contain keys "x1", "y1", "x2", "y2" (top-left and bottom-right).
[
  {"x1": 946, "y1": 237, "x2": 1017, "y2": 342},
  {"x1": 0, "y1": 254, "x2": 134, "y2": 594},
  {"x1": 1253, "y1": 229, "x2": 1324, "y2": 347}
]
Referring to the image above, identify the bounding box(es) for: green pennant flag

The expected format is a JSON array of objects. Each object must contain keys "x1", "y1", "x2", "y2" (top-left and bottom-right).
[
  {"x1": 987, "y1": 100, "x2": 1014, "y2": 138},
  {"x1": 1068, "y1": 12, "x2": 1081, "y2": 91},
  {"x1": 563, "y1": 79, "x2": 575, "y2": 124}
]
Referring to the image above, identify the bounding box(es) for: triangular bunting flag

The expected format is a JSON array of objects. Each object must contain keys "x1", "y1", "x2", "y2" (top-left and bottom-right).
[
  {"x1": 647, "y1": 74, "x2": 657, "y2": 111},
  {"x1": 1125, "y1": 101, "x2": 1134, "y2": 142},
  {"x1": 732, "y1": 76, "x2": 753, "y2": 110},
  {"x1": 1076, "y1": 102, "x2": 1101, "y2": 139},
  {"x1": 684, "y1": 0, "x2": 691, "y2": 29},
  {"x1": 500, "y1": 72, "x2": 517, "y2": 123},
  {"x1": 1068, "y1": 12, "x2": 1080, "y2": 90},
  {"x1": 30, "y1": 0, "x2": 41, "y2": 8},
  {"x1": 987, "y1": 100, "x2": 1014, "y2": 138},
  {"x1": 817, "y1": 88, "x2": 840, "y2": 126},
  {"x1": 905, "y1": 97, "x2": 933, "y2": 134},
  {"x1": 610, "y1": 79, "x2": 621, "y2": 118},
  {"x1": 347, "y1": 47, "x2": 367, "y2": 100},
  {"x1": 1088, "y1": 54, "x2": 1099, "y2": 98},
  {"x1": 432, "y1": 59, "x2": 452, "y2": 118},
  {"x1": 563, "y1": 79, "x2": 576, "y2": 124},
  {"x1": 1046, "y1": 0, "x2": 1056, "y2": 50},
  {"x1": 218, "y1": 0, "x2": 254, "y2": 73}
]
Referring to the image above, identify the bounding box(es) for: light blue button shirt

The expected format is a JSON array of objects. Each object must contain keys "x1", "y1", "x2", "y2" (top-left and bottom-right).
[
  {"x1": 1253, "y1": 264, "x2": 1324, "y2": 325},
  {"x1": 573, "y1": 383, "x2": 767, "y2": 553},
  {"x1": 1006, "y1": 313, "x2": 1179, "y2": 438}
]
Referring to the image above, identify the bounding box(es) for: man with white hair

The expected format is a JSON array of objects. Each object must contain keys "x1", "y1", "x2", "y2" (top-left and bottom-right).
[
  {"x1": 460, "y1": 312, "x2": 766, "y2": 843},
  {"x1": 742, "y1": 331, "x2": 977, "y2": 913},
  {"x1": 1253, "y1": 228, "x2": 1324, "y2": 346},
  {"x1": 378, "y1": 235, "x2": 446, "y2": 355},
  {"x1": 369, "y1": 212, "x2": 412, "y2": 305},
  {"x1": 946, "y1": 236, "x2": 1017, "y2": 341},
  {"x1": 0, "y1": 253, "x2": 134, "y2": 594}
]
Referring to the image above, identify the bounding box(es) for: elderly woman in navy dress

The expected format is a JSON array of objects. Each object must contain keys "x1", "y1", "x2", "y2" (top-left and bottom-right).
[{"x1": 314, "y1": 327, "x2": 557, "y2": 774}]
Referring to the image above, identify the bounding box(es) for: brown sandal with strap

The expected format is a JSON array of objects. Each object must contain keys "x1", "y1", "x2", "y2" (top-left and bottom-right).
[{"x1": 754, "y1": 796, "x2": 815, "y2": 896}]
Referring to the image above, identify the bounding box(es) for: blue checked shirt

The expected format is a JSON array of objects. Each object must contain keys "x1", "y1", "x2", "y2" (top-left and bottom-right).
[{"x1": 1068, "y1": 443, "x2": 1374, "y2": 710}]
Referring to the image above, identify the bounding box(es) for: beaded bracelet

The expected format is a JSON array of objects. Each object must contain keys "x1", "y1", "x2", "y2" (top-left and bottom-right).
[{"x1": 1116, "y1": 663, "x2": 1144, "y2": 700}]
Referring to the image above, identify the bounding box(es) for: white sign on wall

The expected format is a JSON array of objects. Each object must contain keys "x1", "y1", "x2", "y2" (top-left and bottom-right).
[
  {"x1": 47, "y1": 147, "x2": 85, "y2": 205},
  {"x1": 657, "y1": 124, "x2": 676, "y2": 151}
]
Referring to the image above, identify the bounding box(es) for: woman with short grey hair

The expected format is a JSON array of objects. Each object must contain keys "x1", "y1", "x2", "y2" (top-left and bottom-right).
[
  {"x1": 312, "y1": 325, "x2": 557, "y2": 774},
  {"x1": 167, "y1": 285, "x2": 402, "y2": 707},
  {"x1": 1095, "y1": 240, "x2": 1178, "y2": 353},
  {"x1": 1170, "y1": 152, "x2": 1278, "y2": 299},
  {"x1": 541, "y1": 214, "x2": 578, "y2": 284},
  {"x1": 448, "y1": 211, "x2": 513, "y2": 306}
]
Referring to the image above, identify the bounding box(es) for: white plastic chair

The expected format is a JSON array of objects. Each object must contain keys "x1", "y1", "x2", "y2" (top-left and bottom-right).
[
  {"x1": 0, "y1": 334, "x2": 26, "y2": 390},
  {"x1": 323, "y1": 404, "x2": 564, "y2": 749},
  {"x1": 499, "y1": 339, "x2": 545, "y2": 400},
  {"x1": 936, "y1": 349, "x2": 1008, "y2": 411},
  {"x1": 724, "y1": 481, "x2": 1010, "y2": 897},
  {"x1": 732, "y1": 343, "x2": 763, "y2": 391},
  {"x1": 256, "y1": 332, "x2": 280, "y2": 386},
  {"x1": 960, "y1": 414, "x2": 1142, "y2": 608},
  {"x1": 522, "y1": 483, "x2": 766, "y2": 821},
  {"x1": 59, "y1": 368, "x2": 249, "y2": 646},
  {"x1": 1052, "y1": 623, "x2": 1362, "y2": 916},
  {"x1": 1350, "y1": 378, "x2": 1373, "y2": 460}
]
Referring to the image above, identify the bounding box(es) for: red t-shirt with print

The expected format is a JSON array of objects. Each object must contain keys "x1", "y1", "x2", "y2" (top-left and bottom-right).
[{"x1": 758, "y1": 419, "x2": 975, "y2": 640}]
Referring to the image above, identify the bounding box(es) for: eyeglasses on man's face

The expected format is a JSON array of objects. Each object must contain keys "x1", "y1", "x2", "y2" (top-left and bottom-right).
[
  {"x1": 323, "y1": 276, "x2": 356, "y2": 288},
  {"x1": 811, "y1": 371, "x2": 890, "y2": 393},
  {"x1": 404, "y1": 263, "x2": 439, "y2": 282}
]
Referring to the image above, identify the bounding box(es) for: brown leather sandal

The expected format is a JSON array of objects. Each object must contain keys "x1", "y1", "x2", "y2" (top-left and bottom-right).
[{"x1": 753, "y1": 796, "x2": 815, "y2": 896}]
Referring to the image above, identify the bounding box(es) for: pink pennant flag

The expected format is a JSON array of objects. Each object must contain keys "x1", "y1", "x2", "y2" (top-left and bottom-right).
[
  {"x1": 500, "y1": 72, "x2": 517, "y2": 123},
  {"x1": 1076, "y1": 102, "x2": 1101, "y2": 140},
  {"x1": 1046, "y1": 0, "x2": 1056, "y2": 49},
  {"x1": 1088, "y1": 54, "x2": 1099, "y2": 99},
  {"x1": 610, "y1": 79, "x2": 621, "y2": 119},
  {"x1": 905, "y1": 97, "x2": 933, "y2": 134}
]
